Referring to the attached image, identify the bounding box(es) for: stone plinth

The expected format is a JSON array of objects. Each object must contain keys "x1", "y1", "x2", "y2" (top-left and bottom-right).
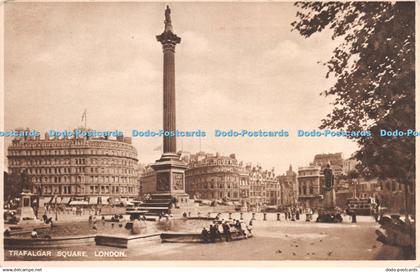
[
  {"x1": 151, "y1": 153, "x2": 189, "y2": 203},
  {"x1": 15, "y1": 192, "x2": 42, "y2": 225},
  {"x1": 323, "y1": 189, "x2": 336, "y2": 210}
]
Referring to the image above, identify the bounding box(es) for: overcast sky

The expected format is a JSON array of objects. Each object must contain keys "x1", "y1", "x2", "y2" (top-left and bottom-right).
[{"x1": 5, "y1": 2, "x2": 358, "y2": 173}]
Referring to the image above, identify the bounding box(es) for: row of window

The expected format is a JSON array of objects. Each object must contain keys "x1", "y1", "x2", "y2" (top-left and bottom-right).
[
  {"x1": 191, "y1": 158, "x2": 238, "y2": 166},
  {"x1": 11, "y1": 139, "x2": 135, "y2": 151},
  {"x1": 8, "y1": 148, "x2": 136, "y2": 158},
  {"x1": 187, "y1": 175, "x2": 239, "y2": 183},
  {"x1": 41, "y1": 185, "x2": 138, "y2": 195},
  {"x1": 191, "y1": 191, "x2": 240, "y2": 199},
  {"x1": 188, "y1": 182, "x2": 239, "y2": 189},
  {"x1": 10, "y1": 156, "x2": 136, "y2": 167},
  {"x1": 31, "y1": 175, "x2": 138, "y2": 184},
  {"x1": 23, "y1": 166, "x2": 136, "y2": 176},
  {"x1": 298, "y1": 170, "x2": 321, "y2": 176},
  {"x1": 186, "y1": 167, "x2": 238, "y2": 175},
  {"x1": 299, "y1": 186, "x2": 318, "y2": 196}
]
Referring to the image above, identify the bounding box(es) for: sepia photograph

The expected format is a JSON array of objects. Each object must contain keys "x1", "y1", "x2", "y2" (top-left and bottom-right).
[{"x1": 2, "y1": 1, "x2": 416, "y2": 266}]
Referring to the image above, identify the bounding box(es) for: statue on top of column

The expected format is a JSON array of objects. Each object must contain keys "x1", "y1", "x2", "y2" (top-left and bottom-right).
[{"x1": 165, "y1": 5, "x2": 171, "y2": 23}]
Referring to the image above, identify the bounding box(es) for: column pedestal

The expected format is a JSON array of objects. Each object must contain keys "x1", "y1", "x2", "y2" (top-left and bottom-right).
[
  {"x1": 323, "y1": 189, "x2": 336, "y2": 210},
  {"x1": 151, "y1": 153, "x2": 189, "y2": 203}
]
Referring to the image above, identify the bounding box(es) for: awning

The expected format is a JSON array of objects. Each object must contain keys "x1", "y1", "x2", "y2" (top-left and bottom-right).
[
  {"x1": 61, "y1": 197, "x2": 71, "y2": 204},
  {"x1": 69, "y1": 200, "x2": 89, "y2": 205},
  {"x1": 99, "y1": 196, "x2": 110, "y2": 204},
  {"x1": 38, "y1": 197, "x2": 50, "y2": 207},
  {"x1": 122, "y1": 200, "x2": 134, "y2": 206},
  {"x1": 89, "y1": 197, "x2": 99, "y2": 205}
]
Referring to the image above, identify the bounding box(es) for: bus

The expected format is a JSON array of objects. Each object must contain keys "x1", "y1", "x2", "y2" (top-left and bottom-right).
[{"x1": 346, "y1": 197, "x2": 377, "y2": 215}]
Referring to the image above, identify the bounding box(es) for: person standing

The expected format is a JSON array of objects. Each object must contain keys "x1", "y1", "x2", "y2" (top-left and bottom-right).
[
  {"x1": 201, "y1": 227, "x2": 209, "y2": 243},
  {"x1": 209, "y1": 224, "x2": 217, "y2": 243},
  {"x1": 235, "y1": 219, "x2": 242, "y2": 231},
  {"x1": 214, "y1": 221, "x2": 222, "y2": 241},
  {"x1": 375, "y1": 196, "x2": 382, "y2": 222},
  {"x1": 222, "y1": 221, "x2": 231, "y2": 242}
]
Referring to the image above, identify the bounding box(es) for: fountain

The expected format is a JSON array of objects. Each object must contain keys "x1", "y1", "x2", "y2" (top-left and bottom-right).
[{"x1": 6, "y1": 190, "x2": 50, "y2": 235}]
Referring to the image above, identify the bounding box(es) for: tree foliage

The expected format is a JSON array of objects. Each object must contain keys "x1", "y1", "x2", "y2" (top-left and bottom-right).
[
  {"x1": 4, "y1": 172, "x2": 23, "y2": 201},
  {"x1": 292, "y1": 2, "x2": 415, "y2": 185}
]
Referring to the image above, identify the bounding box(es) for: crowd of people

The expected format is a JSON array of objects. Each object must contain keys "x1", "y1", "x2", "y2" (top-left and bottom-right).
[
  {"x1": 200, "y1": 218, "x2": 252, "y2": 243},
  {"x1": 282, "y1": 207, "x2": 316, "y2": 221}
]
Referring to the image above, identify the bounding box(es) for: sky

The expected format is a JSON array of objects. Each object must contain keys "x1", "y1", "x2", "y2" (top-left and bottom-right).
[{"x1": 4, "y1": 2, "x2": 358, "y2": 174}]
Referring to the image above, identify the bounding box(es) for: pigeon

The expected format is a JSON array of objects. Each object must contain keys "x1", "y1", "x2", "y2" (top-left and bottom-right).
[
  {"x1": 328, "y1": 251, "x2": 333, "y2": 256},
  {"x1": 276, "y1": 250, "x2": 282, "y2": 254},
  {"x1": 292, "y1": 252, "x2": 296, "y2": 256}
]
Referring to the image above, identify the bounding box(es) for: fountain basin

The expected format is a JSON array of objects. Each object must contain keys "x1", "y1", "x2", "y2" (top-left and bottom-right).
[
  {"x1": 4, "y1": 235, "x2": 96, "y2": 249},
  {"x1": 95, "y1": 233, "x2": 161, "y2": 248}
]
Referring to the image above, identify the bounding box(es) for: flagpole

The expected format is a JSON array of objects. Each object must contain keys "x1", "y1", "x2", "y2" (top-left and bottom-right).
[
  {"x1": 84, "y1": 110, "x2": 87, "y2": 131},
  {"x1": 181, "y1": 137, "x2": 184, "y2": 152}
]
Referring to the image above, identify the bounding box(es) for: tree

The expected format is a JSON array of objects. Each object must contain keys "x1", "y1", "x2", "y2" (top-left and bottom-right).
[
  {"x1": 4, "y1": 172, "x2": 23, "y2": 202},
  {"x1": 292, "y1": 2, "x2": 415, "y2": 216}
]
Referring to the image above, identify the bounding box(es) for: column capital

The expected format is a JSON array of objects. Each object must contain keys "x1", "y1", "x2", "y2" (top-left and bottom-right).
[{"x1": 156, "y1": 31, "x2": 181, "y2": 45}]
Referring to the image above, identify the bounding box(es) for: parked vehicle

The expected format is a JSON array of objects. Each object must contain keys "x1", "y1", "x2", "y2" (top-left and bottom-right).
[{"x1": 316, "y1": 211, "x2": 343, "y2": 223}]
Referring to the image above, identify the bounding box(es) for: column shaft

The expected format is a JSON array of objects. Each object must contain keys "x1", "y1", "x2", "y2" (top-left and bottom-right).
[{"x1": 163, "y1": 46, "x2": 176, "y2": 154}]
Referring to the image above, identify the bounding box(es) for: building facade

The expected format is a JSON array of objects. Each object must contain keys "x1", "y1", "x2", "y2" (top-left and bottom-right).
[
  {"x1": 7, "y1": 134, "x2": 140, "y2": 202},
  {"x1": 278, "y1": 165, "x2": 297, "y2": 207},
  {"x1": 343, "y1": 158, "x2": 358, "y2": 175},
  {"x1": 139, "y1": 165, "x2": 157, "y2": 198},
  {"x1": 185, "y1": 153, "x2": 242, "y2": 201},
  {"x1": 246, "y1": 166, "x2": 280, "y2": 211},
  {"x1": 265, "y1": 168, "x2": 280, "y2": 206},
  {"x1": 142, "y1": 151, "x2": 296, "y2": 211},
  {"x1": 297, "y1": 165, "x2": 323, "y2": 209}
]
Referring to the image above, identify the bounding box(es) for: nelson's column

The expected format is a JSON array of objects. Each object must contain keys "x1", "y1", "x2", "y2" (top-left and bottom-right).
[{"x1": 151, "y1": 6, "x2": 189, "y2": 203}]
